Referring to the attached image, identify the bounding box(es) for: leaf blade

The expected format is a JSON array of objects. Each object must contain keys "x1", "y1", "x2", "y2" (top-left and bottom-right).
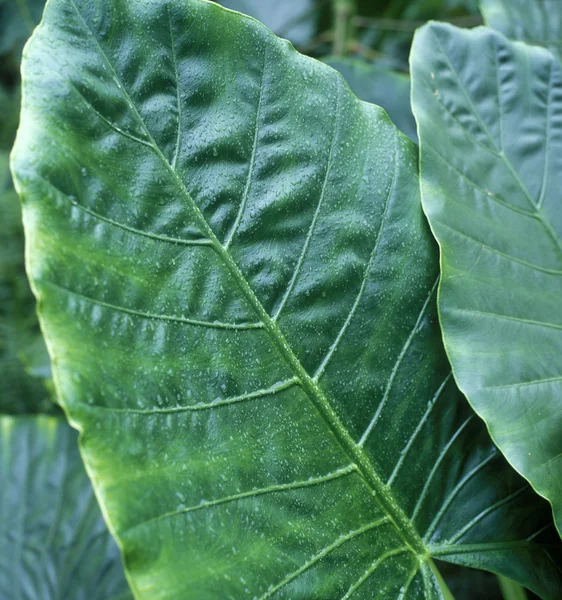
[
  {"x1": 411, "y1": 21, "x2": 562, "y2": 537},
  {"x1": 13, "y1": 1, "x2": 562, "y2": 597}
]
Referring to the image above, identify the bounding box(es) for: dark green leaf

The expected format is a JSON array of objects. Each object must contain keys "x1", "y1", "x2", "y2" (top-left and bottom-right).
[
  {"x1": 411, "y1": 22, "x2": 562, "y2": 536},
  {"x1": 12, "y1": 1, "x2": 562, "y2": 597},
  {"x1": 0, "y1": 415, "x2": 131, "y2": 599},
  {"x1": 324, "y1": 57, "x2": 418, "y2": 142},
  {"x1": 481, "y1": 0, "x2": 562, "y2": 62}
]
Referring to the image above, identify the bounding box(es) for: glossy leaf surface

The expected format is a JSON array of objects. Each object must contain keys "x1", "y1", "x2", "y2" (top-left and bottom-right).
[
  {"x1": 481, "y1": 0, "x2": 562, "y2": 62},
  {"x1": 411, "y1": 22, "x2": 562, "y2": 535},
  {"x1": 0, "y1": 415, "x2": 130, "y2": 599},
  {"x1": 324, "y1": 58, "x2": 418, "y2": 142},
  {"x1": 13, "y1": 1, "x2": 562, "y2": 598}
]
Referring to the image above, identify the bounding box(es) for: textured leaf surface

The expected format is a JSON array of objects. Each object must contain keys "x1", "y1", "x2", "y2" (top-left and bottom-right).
[
  {"x1": 13, "y1": 1, "x2": 562, "y2": 598},
  {"x1": 0, "y1": 415, "x2": 130, "y2": 599},
  {"x1": 411, "y1": 22, "x2": 562, "y2": 535},
  {"x1": 324, "y1": 58, "x2": 418, "y2": 142},
  {"x1": 481, "y1": 0, "x2": 562, "y2": 62}
]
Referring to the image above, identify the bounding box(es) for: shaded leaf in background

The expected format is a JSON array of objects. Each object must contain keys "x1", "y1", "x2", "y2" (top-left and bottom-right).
[
  {"x1": 215, "y1": 0, "x2": 319, "y2": 47},
  {"x1": 0, "y1": 415, "x2": 131, "y2": 599},
  {"x1": 13, "y1": 0, "x2": 562, "y2": 597},
  {"x1": 0, "y1": 0, "x2": 46, "y2": 56},
  {"x1": 411, "y1": 22, "x2": 562, "y2": 535},
  {"x1": 0, "y1": 82, "x2": 21, "y2": 148},
  {"x1": 0, "y1": 151, "x2": 53, "y2": 414},
  {"x1": 325, "y1": 57, "x2": 417, "y2": 142},
  {"x1": 481, "y1": 0, "x2": 562, "y2": 63}
]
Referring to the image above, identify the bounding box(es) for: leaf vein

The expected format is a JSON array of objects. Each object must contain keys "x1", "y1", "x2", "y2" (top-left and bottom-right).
[
  {"x1": 84, "y1": 378, "x2": 300, "y2": 414},
  {"x1": 120, "y1": 465, "x2": 358, "y2": 536},
  {"x1": 39, "y1": 280, "x2": 263, "y2": 330}
]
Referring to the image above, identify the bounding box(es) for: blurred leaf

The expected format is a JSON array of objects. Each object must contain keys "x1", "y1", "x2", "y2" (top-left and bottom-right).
[
  {"x1": 0, "y1": 151, "x2": 53, "y2": 414},
  {"x1": 0, "y1": 0, "x2": 46, "y2": 57},
  {"x1": 0, "y1": 82, "x2": 20, "y2": 149},
  {"x1": 215, "y1": 0, "x2": 320, "y2": 46},
  {"x1": 325, "y1": 57, "x2": 417, "y2": 142},
  {"x1": 0, "y1": 415, "x2": 131, "y2": 599}
]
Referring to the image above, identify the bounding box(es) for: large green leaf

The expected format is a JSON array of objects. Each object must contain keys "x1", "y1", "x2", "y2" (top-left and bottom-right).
[
  {"x1": 480, "y1": 0, "x2": 562, "y2": 62},
  {"x1": 411, "y1": 22, "x2": 562, "y2": 535},
  {"x1": 0, "y1": 415, "x2": 131, "y2": 599},
  {"x1": 12, "y1": 0, "x2": 562, "y2": 597},
  {"x1": 323, "y1": 57, "x2": 418, "y2": 142}
]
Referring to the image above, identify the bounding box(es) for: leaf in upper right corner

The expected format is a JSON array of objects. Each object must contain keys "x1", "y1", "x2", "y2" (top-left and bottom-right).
[
  {"x1": 411, "y1": 22, "x2": 562, "y2": 536},
  {"x1": 480, "y1": 0, "x2": 562, "y2": 63}
]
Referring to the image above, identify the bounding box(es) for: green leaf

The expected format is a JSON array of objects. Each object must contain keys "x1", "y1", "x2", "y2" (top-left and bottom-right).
[
  {"x1": 480, "y1": 0, "x2": 562, "y2": 62},
  {"x1": 12, "y1": 1, "x2": 562, "y2": 597},
  {"x1": 323, "y1": 57, "x2": 418, "y2": 142},
  {"x1": 0, "y1": 415, "x2": 131, "y2": 599},
  {"x1": 411, "y1": 22, "x2": 562, "y2": 536}
]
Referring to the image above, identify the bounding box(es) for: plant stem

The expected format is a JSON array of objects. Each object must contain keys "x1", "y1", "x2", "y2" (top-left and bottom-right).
[
  {"x1": 498, "y1": 576, "x2": 528, "y2": 600},
  {"x1": 332, "y1": 0, "x2": 355, "y2": 56},
  {"x1": 429, "y1": 561, "x2": 455, "y2": 600}
]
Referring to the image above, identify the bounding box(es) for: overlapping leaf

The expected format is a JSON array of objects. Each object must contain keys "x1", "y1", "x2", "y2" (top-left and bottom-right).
[
  {"x1": 12, "y1": 0, "x2": 562, "y2": 598},
  {"x1": 411, "y1": 22, "x2": 562, "y2": 535},
  {"x1": 0, "y1": 416, "x2": 130, "y2": 599}
]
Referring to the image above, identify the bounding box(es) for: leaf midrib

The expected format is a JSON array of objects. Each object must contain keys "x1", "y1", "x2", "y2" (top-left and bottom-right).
[{"x1": 66, "y1": 0, "x2": 428, "y2": 560}]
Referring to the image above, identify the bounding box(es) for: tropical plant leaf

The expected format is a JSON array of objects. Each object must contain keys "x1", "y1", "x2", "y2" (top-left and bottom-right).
[
  {"x1": 480, "y1": 0, "x2": 562, "y2": 62},
  {"x1": 323, "y1": 57, "x2": 418, "y2": 142},
  {"x1": 0, "y1": 415, "x2": 131, "y2": 599},
  {"x1": 12, "y1": 1, "x2": 562, "y2": 598},
  {"x1": 411, "y1": 22, "x2": 562, "y2": 536}
]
